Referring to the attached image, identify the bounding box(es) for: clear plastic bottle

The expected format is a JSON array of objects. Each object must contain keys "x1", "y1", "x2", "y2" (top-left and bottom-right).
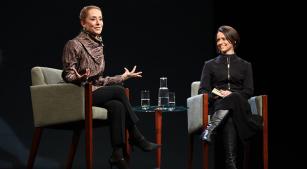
[{"x1": 158, "y1": 77, "x2": 169, "y2": 109}]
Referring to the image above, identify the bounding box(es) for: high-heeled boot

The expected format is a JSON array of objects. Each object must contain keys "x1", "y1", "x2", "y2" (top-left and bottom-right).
[
  {"x1": 223, "y1": 117, "x2": 238, "y2": 169},
  {"x1": 128, "y1": 125, "x2": 161, "y2": 152},
  {"x1": 200, "y1": 110, "x2": 229, "y2": 143},
  {"x1": 109, "y1": 148, "x2": 130, "y2": 169}
]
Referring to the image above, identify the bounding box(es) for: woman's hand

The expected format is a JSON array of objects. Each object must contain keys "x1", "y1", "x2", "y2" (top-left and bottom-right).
[
  {"x1": 121, "y1": 65, "x2": 142, "y2": 81},
  {"x1": 220, "y1": 89, "x2": 232, "y2": 97},
  {"x1": 72, "y1": 67, "x2": 90, "y2": 81}
]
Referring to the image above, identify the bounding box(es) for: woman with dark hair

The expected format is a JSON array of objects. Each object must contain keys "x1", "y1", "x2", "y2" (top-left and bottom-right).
[
  {"x1": 199, "y1": 25, "x2": 259, "y2": 169},
  {"x1": 62, "y1": 5, "x2": 160, "y2": 169}
]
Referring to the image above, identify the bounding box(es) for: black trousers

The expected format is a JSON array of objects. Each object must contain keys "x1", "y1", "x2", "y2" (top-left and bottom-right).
[
  {"x1": 92, "y1": 85, "x2": 139, "y2": 147},
  {"x1": 214, "y1": 92, "x2": 258, "y2": 142}
]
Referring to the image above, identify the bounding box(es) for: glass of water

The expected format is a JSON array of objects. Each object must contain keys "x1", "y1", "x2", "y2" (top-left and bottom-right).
[
  {"x1": 141, "y1": 90, "x2": 150, "y2": 110},
  {"x1": 168, "y1": 92, "x2": 175, "y2": 110}
]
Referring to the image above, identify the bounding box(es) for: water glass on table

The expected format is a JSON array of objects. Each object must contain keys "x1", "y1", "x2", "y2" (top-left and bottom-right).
[
  {"x1": 141, "y1": 90, "x2": 150, "y2": 110},
  {"x1": 168, "y1": 92, "x2": 175, "y2": 110}
]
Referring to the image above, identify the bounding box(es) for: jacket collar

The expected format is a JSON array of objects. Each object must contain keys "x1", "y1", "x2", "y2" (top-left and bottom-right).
[
  {"x1": 76, "y1": 31, "x2": 104, "y2": 64},
  {"x1": 216, "y1": 54, "x2": 238, "y2": 63}
]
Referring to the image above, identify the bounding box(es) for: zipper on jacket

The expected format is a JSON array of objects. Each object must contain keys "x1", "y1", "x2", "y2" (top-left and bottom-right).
[{"x1": 227, "y1": 57, "x2": 231, "y2": 90}]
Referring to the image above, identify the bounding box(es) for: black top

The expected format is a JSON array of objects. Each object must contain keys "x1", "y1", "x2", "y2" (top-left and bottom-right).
[{"x1": 198, "y1": 54, "x2": 253, "y2": 100}]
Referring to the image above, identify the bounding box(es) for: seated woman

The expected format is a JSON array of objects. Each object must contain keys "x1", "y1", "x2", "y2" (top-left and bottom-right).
[
  {"x1": 62, "y1": 5, "x2": 160, "y2": 169},
  {"x1": 199, "y1": 25, "x2": 260, "y2": 169}
]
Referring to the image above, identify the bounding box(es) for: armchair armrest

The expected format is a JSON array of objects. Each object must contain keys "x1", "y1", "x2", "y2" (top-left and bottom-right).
[
  {"x1": 187, "y1": 94, "x2": 209, "y2": 134},
  {"x1": 30, "y1": 83, "x2": 85, "y2": 127}
]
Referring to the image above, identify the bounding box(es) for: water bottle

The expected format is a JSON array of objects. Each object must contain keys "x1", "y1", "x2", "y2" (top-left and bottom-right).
[{"x1": 158, "y1": 77, "x2": 169, "y2": 109}]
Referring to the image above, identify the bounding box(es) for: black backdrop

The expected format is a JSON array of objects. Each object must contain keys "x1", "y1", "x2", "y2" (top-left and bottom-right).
[{"x1": 0, "y1": 0, "x2": 304, "y2": 169}]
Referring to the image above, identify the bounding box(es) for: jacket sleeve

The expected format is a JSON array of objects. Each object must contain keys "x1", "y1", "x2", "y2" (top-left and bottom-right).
[
  {"x1": 93, "y1": 74, "x2": 124, "y2": 86},
  {"x1": 198, "y1": 61, "x2": 211, "y2": 94},
  {"x1": 198, "y1": 61, "x2": 216, "y2": 102},
  {"x1": 62, "y1": 40, "x2": 83, "y2": 84},
  {"x1": 237, "y1": 62, "x2": 254, "y2": 99}
]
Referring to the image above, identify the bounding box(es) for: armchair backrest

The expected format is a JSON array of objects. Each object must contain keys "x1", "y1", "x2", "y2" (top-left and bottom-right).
[
  {"x1": 191, "y1": 81, "x2": 200, "y2": 97},
  {"x1": 187, "y1": 81, "x2": 206, "y2": 134},
  {"x1": 30, "y1": 66, "x2": 85, "y2": 127},
  {"x1": 248, "y1": 96, "x2": 263, "y2": 117},
  {"x1": 31, "y1": 66, "x2": 63, "y2": 86}
]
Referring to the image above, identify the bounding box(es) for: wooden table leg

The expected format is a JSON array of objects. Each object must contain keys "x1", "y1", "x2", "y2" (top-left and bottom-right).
[{"x1": 155, "y1": 109, "x2": 162, "y2": 169}]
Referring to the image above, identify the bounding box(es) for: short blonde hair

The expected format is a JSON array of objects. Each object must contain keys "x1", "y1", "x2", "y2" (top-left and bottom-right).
[{"x1": 79, "y1": 5, "x2": 102, "y2": 21}]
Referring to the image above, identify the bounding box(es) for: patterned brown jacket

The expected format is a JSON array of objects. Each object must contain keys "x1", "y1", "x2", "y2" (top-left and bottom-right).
[{"x1": 62, "y1": 31, "x2": 123, "y2": 90}]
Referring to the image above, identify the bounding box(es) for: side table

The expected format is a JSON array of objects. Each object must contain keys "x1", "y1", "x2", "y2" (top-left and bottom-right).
[{"x1": 133, "y1": 106, "x2": 187, "y2": 169}]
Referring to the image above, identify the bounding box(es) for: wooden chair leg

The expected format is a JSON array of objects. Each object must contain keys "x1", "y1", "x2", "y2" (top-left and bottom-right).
[
  {"x1": 85, "y1": 120, "x2": 93, "y2": 169},
  {"x1": 188, "y1": 134, "x2": 194, "y2": 169},
  {"x1": 262, "y1": 95, "x2": 268, "y2": 169},
  {"x1": 66, "y1": 129, "x2": 81, "y2": 169},
  {"x1": 85, "y1": 83, "x2": 93, "y2": 169},
  {"x1": 124, "y1": 88, "x2": 131, "y2": 162},
  {"x1": 202, "y1": 94, "x2": 209, "y2": 169},
  {"x1": 202, "y1": 142, "x2": 209, "y2": 169},
  {"x1": 124, "y1": 129, "x2": 131, "y2": 162},
  {"x1": 263, "y1": 135, "x2": 268, "y2": 169},
  {"x1": 27, "y1": 127, "x2": 43, "y2": 169}
]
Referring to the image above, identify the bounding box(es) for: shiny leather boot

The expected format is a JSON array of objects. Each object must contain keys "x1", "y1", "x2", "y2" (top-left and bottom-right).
[
  {"x1": 223, "y1": 117, "x2": 238, "y2": 169},
  {"x1": 200, "y1": 110, "x2": 229, "y2": 143},
  {"x1": 129, "y1": 125, "x2": 161, "y2": 152}
]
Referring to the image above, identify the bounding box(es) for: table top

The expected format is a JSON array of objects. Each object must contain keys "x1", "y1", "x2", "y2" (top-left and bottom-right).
[{"x1": 133, "y1": 106, "x2": 187, "y2": 113}]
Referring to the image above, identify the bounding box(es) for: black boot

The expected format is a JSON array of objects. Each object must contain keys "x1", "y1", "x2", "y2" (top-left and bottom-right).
[
  {"x1": 223, "y1": 117, "x2": 238, "y2": 169},
  {"x1": 129, "y1": 125, "x2": 161, "y2": 152},
  {"x1": 200, "y1": 110, "x2": 229, "y2": 143},
  {"x1": 109, "y1": 148, "x2": 130, "y2": 169}
]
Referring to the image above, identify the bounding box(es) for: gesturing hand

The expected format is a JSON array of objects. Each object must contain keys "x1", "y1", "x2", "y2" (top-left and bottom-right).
[
  {"x1": 72, "y1": 67, "x2": 90, "y2": 81},
  {"x1": 121, "y1": 65, "x2": 142, "y2": 81}
]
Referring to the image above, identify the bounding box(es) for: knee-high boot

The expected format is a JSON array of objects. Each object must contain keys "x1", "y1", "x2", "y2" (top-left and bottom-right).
[
  {"x1": 223, "y1": 117, "x2": 238, "y2": 169},
  {"x1": 128, "y1": 125, "x2": 161, "y2": 152},
  {"x1": 200, "y1": 110, "x2": 229, "y2": 143}
]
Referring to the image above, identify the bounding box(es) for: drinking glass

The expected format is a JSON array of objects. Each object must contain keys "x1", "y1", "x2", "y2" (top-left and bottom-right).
[
  {"x1": 168, "y1": 92, "x2": 175, "y2": 110},
  {"x1": 141, "y1": 90, "x2": 150, "y2": 110}
]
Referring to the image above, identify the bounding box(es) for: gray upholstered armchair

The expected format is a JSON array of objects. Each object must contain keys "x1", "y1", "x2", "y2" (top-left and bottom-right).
[
  {"x1": 27, "y1": 66, "x2": 129, "y2": 169},
  {"x1": 187, "y1": 81, "x2": 268, "y2": 169}
]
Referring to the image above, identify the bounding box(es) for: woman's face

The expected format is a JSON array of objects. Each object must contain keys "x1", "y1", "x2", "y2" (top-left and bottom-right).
[
  {"x1": 81, "y1": 8, "x2": 103, "y2": 35},
  {"x1": 216, "y1": 32, "x2": 234, "y2": 54}
]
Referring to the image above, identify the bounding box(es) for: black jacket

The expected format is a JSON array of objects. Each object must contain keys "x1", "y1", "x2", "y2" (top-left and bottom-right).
[{"x1": 198, "y1": 54, "x2": 253, "y2": 101}]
